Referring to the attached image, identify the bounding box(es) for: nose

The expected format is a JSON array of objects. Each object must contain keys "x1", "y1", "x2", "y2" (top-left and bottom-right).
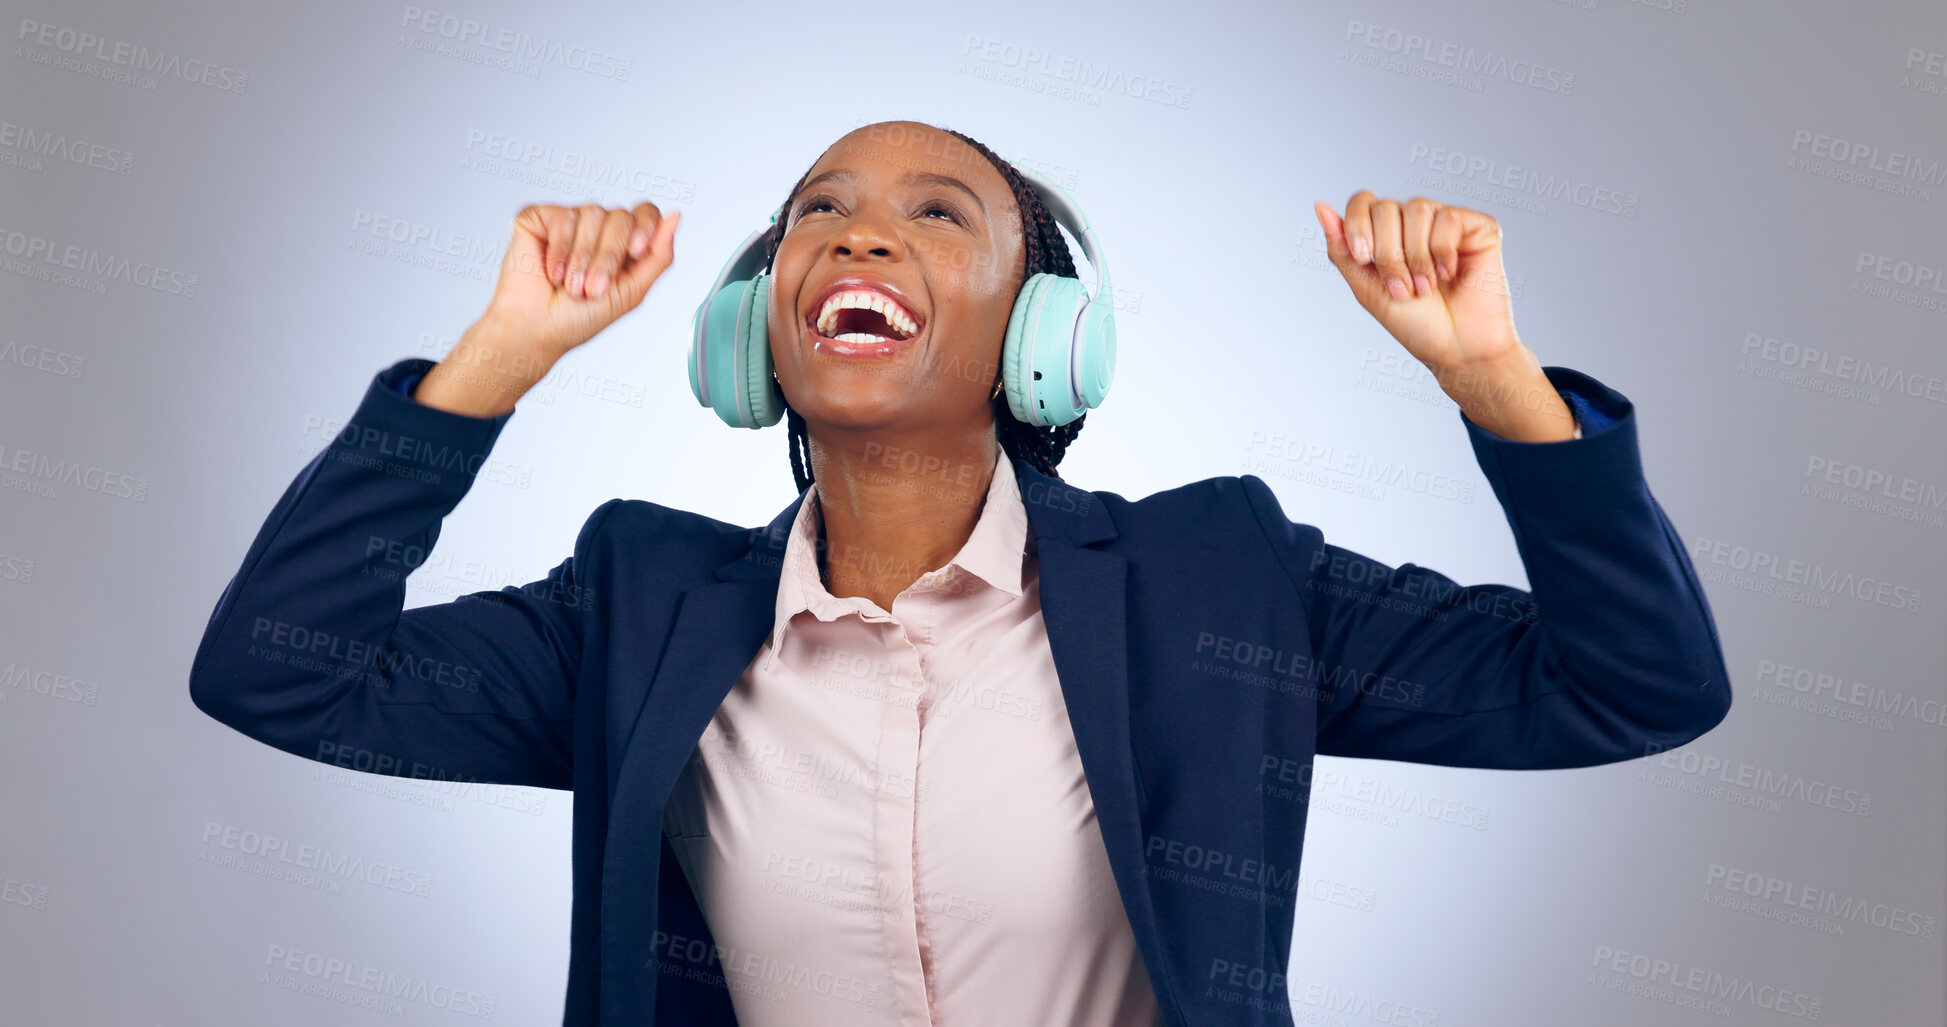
[{"x1": 828, "y1": 204, "x2": 906, "y2": 260}]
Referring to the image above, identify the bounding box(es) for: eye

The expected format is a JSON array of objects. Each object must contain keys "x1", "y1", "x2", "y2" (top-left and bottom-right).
[{"x1": 919, "y1": 201, "x2": 962, "y2": 223}]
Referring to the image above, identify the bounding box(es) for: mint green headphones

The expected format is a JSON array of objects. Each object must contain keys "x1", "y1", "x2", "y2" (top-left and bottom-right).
[{"x1": 688, "y1": 164, "x2": 1115, "y2": 429}]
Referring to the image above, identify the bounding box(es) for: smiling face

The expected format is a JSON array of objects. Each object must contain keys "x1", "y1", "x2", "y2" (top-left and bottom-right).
[{"x1": 766, "y1": 121, "x2": 1027, "y2": 440}]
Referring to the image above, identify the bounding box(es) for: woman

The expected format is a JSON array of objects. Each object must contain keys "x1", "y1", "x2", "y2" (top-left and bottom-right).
[{"x1": 189, "y1": 120, "x2": 1733, "y2": 1027}]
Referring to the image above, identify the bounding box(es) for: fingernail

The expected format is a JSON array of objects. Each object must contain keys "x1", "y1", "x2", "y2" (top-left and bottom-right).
[
  {"x1": 1352, "y1": 235, "x2": 1370, "y2": 263},
  {"x1": 1388, "y1": 278, "x2": 1409, "y2": 300},
  {"x1": 588, "y1": 272, "x2": 608, "y2": 297},
  {"x1": 567, "y1": 269, "x2": 582, "y2": 295},
  {"x1": 629, "y1": 231, "x2": 649, "y2": 257},
  {"x1": 1414, "y1": 273, "x2": 1431, "y2": 296}
]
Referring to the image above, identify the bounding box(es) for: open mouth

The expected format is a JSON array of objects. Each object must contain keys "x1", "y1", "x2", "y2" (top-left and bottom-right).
[{"x1": 805, "y1": 289, "x2": 924, "y2": 347}]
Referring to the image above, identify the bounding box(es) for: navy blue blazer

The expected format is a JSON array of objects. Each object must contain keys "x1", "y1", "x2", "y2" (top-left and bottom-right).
[{"x1": 189, "y1": 357, "x2": 1732, "y2": 1026}]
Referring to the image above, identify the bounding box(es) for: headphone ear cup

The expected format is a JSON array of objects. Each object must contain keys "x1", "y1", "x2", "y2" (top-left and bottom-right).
[
  {"x1": 740, "y1": 275, "x2": 784, "y2": 428},
  {"x1": 1001, "y1": 272, "x2": 1049, "y2": 425},
  {"x1": 1019, "y1": 273, "x2": 1092, "y2": 427},
  {"x1": 692, "y1": 274, "x2": 783, "y2": 428}
]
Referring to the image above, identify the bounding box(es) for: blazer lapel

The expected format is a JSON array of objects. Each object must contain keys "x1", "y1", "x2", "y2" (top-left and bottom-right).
[
  {"x1": 599, "y1": 495, "x2": 799, "y2": 1024},
  {"x1": 1012, "y1": 458, "x2": 1176, "y2": 1018}
]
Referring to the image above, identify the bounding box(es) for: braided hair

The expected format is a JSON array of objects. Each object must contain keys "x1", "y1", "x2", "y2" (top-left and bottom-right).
[{"x1": 758, "y1": 127, "x2": 1088, "y2": 495}]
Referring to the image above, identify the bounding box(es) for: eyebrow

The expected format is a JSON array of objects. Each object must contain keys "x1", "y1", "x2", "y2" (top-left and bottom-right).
[{"x1": 793, "y1": 168, "x2": 987, "y2": 217}]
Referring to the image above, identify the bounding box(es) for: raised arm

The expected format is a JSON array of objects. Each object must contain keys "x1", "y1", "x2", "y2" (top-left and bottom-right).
[
  {"x1": 189, "y1": 199, "x2": 681, "y2": 788},
  {"x1": 189, "y1": 360, "x2": 611, "y2": 788},
  {"x1": 1241, "y1": 366, "x2": 1733, "y2": 769}
]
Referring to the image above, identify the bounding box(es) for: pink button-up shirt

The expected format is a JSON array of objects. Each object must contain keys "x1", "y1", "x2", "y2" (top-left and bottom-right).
[{"x1": 661, "y1": 448, "x2": 1164, "y2": 1026}]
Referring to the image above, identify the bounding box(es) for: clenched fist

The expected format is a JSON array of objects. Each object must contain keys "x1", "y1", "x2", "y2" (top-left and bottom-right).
[
  {"x1": 483, "y1": 202, "x2": 681, "y2": 358},
  {"x1": 1313, "y1": 192, "x2": 1574, "y2": 441},
  {"x1": 416, "y1": 202, "x2": 680, "y2": 417}
]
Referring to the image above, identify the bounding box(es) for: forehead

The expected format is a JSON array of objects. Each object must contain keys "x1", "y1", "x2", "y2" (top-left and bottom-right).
[{"x1": 804, "y1": 123, "x2": 1014, "y2": 204}]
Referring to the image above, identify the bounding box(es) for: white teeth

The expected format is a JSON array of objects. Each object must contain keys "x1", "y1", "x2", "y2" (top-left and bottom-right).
[
  {"x1": 832, "y1": 332, "x2": 891, "y2": 344},
  {"x1": 815, "y1": 289, "x2": 918, "y2": 339}
]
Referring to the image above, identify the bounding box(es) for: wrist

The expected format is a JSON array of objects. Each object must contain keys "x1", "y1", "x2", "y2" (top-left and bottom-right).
[
  {"x1": 1434, "y1": 346, "x2": 1577, "y2": 442},
  {"x1": 413, "y1": 321, "x2": 557, "y2": 418}
]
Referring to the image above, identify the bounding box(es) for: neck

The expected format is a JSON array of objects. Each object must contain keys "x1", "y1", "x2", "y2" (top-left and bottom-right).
[{"x1": 806, "y1": 424, "x2": 1002, "y2": 610}]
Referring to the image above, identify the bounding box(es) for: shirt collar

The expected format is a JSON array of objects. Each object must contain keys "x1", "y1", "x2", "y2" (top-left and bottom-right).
[{"x1": 765, "y1": 447, "x2": 1028, "y2": 657}]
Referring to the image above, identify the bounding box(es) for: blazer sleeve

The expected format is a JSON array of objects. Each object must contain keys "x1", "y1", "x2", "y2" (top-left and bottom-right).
[
  {"x1": 1239, "y1": 366, "x2": 1733, "y2": 770},
  {"x1": 188, "y1": 357, "x2": 609, "y2": 791}
]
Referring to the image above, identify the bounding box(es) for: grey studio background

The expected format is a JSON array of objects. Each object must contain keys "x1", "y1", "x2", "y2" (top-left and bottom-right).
[{"x1": 2, "y1": 0, "x2": 1942, "y2": 1023}]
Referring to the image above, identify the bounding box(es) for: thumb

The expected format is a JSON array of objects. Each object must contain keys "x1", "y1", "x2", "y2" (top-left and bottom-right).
[
  {"x1": 1314, "y1": 202, "x2": 1358, "y2": 276},
  {"x1": 499, "y1": 207, "x2": 551, "y2": 288}
]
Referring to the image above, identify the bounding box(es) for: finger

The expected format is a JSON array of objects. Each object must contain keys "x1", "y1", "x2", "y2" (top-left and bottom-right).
[
  {"x1": 1313, "y1": 202, "x2": 1349, "y2": 266},
  {"x1": 566, "y1": 205, "x2": 606, "y2": 298},
  {"x1": 1343, "y1": 191, "x2": 1376, "y2": 266},
  {"x1": 1402, "y1": 197, "x2": 1439, "y2": 298},
  {"x1": 1315, "y1": 201, "x2": 1387, "y2": 312},
  {"x1": 542, "y1": 206, "x2": 574, "y2": 287},
  {"x1": 585, "y1": 209, "x2": 637, "y2": 299},
  {"x1": 1429, "y1": 206, "x2": 1463, "y2": 284},
  {"x1": 1368, "y1": 199, "x2": 1410, "y2": 302},
  {"x1": 628, "y1": 201, "x2": 663, "y2": 259},
  {"x1": 611, "y1": 209, "x2": 679, "y2": 308}
]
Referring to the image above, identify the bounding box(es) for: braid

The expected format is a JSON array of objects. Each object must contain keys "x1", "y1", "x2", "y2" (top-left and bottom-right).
[
  {"x1": 761, "y1": 157, "x2": 823, "y2": 496},
  {"x1": 763, "y1": 126, "x2": 1091, "y2": 494}
]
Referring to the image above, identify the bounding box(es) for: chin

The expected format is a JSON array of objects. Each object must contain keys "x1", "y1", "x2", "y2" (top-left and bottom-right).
[{"x1": 791, "y1": 378, "x2": 922, "y2": 432}]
